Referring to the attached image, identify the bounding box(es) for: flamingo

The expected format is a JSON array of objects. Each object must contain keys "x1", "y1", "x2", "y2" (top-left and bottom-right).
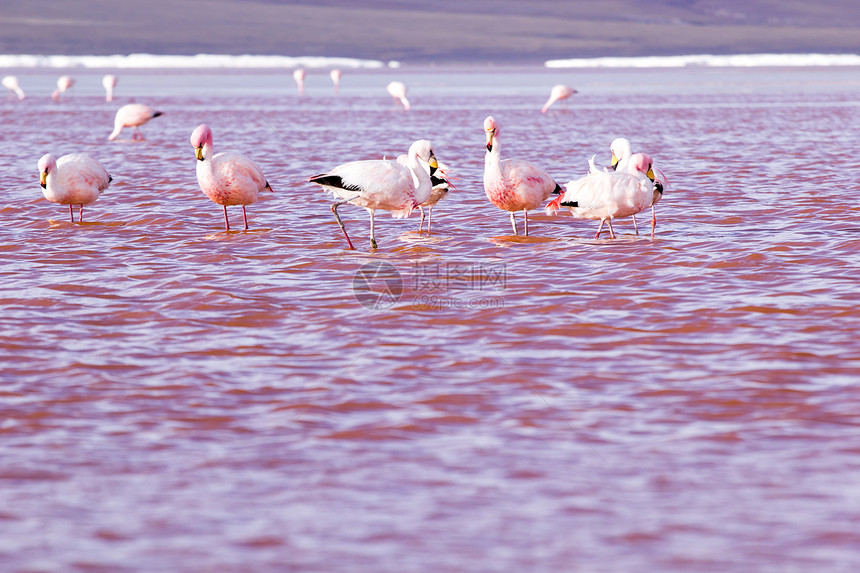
[
  {"x1": 2, "y1": 76, "x2": 25, "y2": 100},
  {"x1": 102, "y1": 74, "x2": 118, "y2": 102},
  {"x1": 548, "y1": 153, "x2": 657, "y2": 239},
  {"x1": 38, "y1": 153, "x2": 112, "y2": 222},
  {"x1": 293, "y1": 69, "x2": 306, "y2": 96},
  {"x1": 190, "y1": 124, "x2": 273, "y2": 231},
  {"x1": 309, "y1": 140, "x2": 437, "y2": 249},
  {"x1": 330, "y1": 69, "x2": 342, "y2": 94},
  {"x1": 483, "y1": 116, "x2": 563, "y2": 236},
  {"x1": 108, "y1": 103, "x2": 163, "y2": 141},
  {"x1": 386, "y1": 81, "x2": 410, "y2": 110},
  {"x1": 541, "y1": 84, "x2": 577, "y2": 113},
  {"x1": 395, "y1": 153, "x2": 452, "y2": 233},
  {"x1": 51, "y1": 75, "x2": 74, "y2": 101},
  {"x1": 603, "y1": 137, "x2": 667, "y2": 236}
]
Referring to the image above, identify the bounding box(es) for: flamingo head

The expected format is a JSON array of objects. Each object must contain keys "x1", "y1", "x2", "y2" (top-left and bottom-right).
[
  {"x1": 190, "y1": 124, "x2": 213, "y2": 161},
  {"x1": 629, "y1": 153, "x2": 655, "y2": 181},
  {"x1": 484, "y1": 116, "x2": 499, "y2": 152},
  {"x1": 38, "y1": 153, "x2": 57, "y2": 188},
  {"x1": 409, "y1": 139, "x2": 438, "y2": 175},
  {"x1": 610, "y1": 137, "x2": 631, "y2": 171}
]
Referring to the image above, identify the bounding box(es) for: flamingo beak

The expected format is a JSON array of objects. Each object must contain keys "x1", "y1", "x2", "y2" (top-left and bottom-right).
[
  {"x1": 610, "y1": 153, "x2": 619, "y2": 171},
  {"x1": 195, "y1": 146, "x2": 204, "y2": 161},
  {"x1": 646, "y1": 167, "x2": 655, "y2": 182},
  {"x1": 40, "y1": 171, "x2": 47, "y2": 188},
  {"x1": 429, "y1": 155, "x2": 438, "y2": 176},
  {"x1": 485, "y1": 129, "x2": 494, "y2": 152}
]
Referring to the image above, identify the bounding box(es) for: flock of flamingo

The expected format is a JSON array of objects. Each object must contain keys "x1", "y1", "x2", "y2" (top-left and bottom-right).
[{"x1": 5, "y1": 70, "x2": 667, "y2": 247}]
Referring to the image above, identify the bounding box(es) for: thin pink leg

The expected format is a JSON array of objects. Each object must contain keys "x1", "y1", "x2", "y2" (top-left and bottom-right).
[
  {"x1": 330, "y1": 201, "x2": 355, "y2": 250},
  {"x1": 427, "y1": 207, "x2": 433, "y2": 233},
  {"x1": 418, "y1": 206, "x2": 425, "y2": 232},
  {"x1": 510, "y1": 212, "x2": 518, "y2": 235},
  {"x1": 79, "y1": 205, "x2": 84, "y2": 222},
  {"x1": 242, "y1": 206, "x2": 249, "y2": 230},
  {"x1": 523, "y1": 210, "x2": 529, "y2": 237},
  {"x1": 651, "y1": 206, "x2": 657, "y2": 238},
  {"x1": 607, "y1": 219, "x2": 616, "y2": 239},
  {"x1": 594, "y1": 220, "x2": 604, "y2": 239},
  {"x1": 632, "y1": 214, "x2": 639, "y2": 235},
  {"x1": 69, "y1": 204, "x2": 74, "y2": 223},
  {"x1": 223, "y1": 205, "x2": 230, "y2": 231}
]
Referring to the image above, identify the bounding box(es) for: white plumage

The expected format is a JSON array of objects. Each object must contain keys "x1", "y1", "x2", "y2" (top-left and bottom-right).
[
  {"x1": 310, "y1": 139, "x2": 437, "y2": 249},
  {"x1": 109, "y1": 104, "x2": 163, "y2": 141},
  {"x1": 38, "y1": 153, "x2": 112, "y2": 222}
]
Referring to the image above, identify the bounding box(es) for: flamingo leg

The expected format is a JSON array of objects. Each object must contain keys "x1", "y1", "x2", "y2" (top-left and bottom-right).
[
  {"x1": 330, "y1": 196, "x2": 358, "y2": 250},
  {"x1": 242, "y1": 205, "x2": 249, "y2": 230},
  {"x1": 79, "y1": 205, "x2": 84, "y2": 222},
  {"x1": 368, "y1": 209, "x2": 377, "y2": 249},
  {"x1": 594, "y1": 220, "x2": 605, "y2": 239},
  {"x1": 69, "y1": 204, "x2": 74, "y2": 223},
  {"x1": 632, "y1": 214, "x2": 639, "y2": 235},
  {"x1": 427, "y1": 207, "x2": 433, "y2": 233},
  {"x1": 607, "y1": 219, "x2": 616, "y2": 239},
  {"x1": 651, "y1": 206, "x2": 657, "y2": 238},
  {"x1": 418, "y1": 205, "x2": 425, "y2": 232},
  {"x1": 510, "y1": 212, "x2": 518, "y2": 235},
  {"x1": 223, "y1": 205, "x2": 231, "y2": 231},
  {"x1": 523, "y1": 210, "x2": 529, "y2": 237}
]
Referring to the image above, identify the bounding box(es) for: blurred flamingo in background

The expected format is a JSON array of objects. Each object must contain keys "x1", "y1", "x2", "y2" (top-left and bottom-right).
[
  {"x1": 330, "y1": 69, "x2": 342, "y2": 94},
  {"x1": 51, "y1": 75, "x2": 74, "y2": 101},
  {"x1": 541, "y1": 84, "x2": 576, "y2": 113},
  {"x1": 483, "y1": 115, "x2": 563, "y2": 236},
  {"x1": 386, "y1": 81, "x2": 410, "y2": 110},
  {"x1": 190, "y1": 124, "x2": 273, "y2": 231},
  {"x1": 38, "y1": 153, "x2": 112, "y2": 222},
  {"x1": 102, "y1": 74, "x2": 118, "y2": 102},
  {"x1": 108, "y1": 103, "x2": 163, "y2": 141},
  {"x1": 293, "y1": 68, "x2": 306, "y2": 96},
  {"x1": 2, "y1": 76, "x2": 25, "y2": 100}
]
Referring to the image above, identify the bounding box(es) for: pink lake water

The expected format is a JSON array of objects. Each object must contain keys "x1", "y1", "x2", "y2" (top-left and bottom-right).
[{"x1": 1, "y1": 65, "x2": 860, "y2": 571}]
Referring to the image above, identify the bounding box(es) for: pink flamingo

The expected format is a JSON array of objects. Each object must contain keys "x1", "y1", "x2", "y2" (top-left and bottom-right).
[
  {"x1": 38, "y1": 153, "x2": 112, "y2": 222},
  {"x1": 396, "y1": 154, "x2": 452, "y2": 233},
  {"x1": 602, "y1": 137, "x2": 668, "y2": 236},
  {"x1": 190, "y1": 124, "x2": 273, "y2": 231},
  {"x1": 51, "y1": 75, "x2": 74, "y2": 101},
  {"x1": 386, "y1": 81, "x2": 410, "y2": 110},
  {"x1": 293, "y1": 69, "x2": 306, "y2": 96},
  {"x1": 548, "y1": 153, "x2": 657, "y2": 239},
  {"x1": 102, "y1": 75, "x2": 118, "y2": 102},
  {"x1": 310, "y1": 140, "x2": 437, "y2": 249},
  {"x1": 2, "y1": 76, "x2": 25, "y2": 100},
  {"x1": 482, "y1": 116, "x2": 563, "y2": 236},
  {"x1": 330, "y1": 69, "x2": 342, "y2": 94},
  {"x1": 541, "y1": 84, "x2": 577, "y2": 113},
  {"x1": 108, "y1": 104, "x2": 163, "y2": 141}
]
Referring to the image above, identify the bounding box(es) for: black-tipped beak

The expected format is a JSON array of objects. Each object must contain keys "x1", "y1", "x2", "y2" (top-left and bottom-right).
[{"x1": 195, "y1": 146, "x2": 204, "y2": 161}]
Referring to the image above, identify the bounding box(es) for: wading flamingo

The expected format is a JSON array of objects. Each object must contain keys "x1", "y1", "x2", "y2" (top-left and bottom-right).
[
  {"x1": 601, "y1": 137, "x2": 667, "y2": 236},
  {"x1": 310, "y1": 140, "x2": 437, "y2": 249},
  {"x1": 51, "y1": 75, "x2": 74, "y2": 101},
  {"x1": 102, "y1": 74, "x2": 117, "y2": 102},
  {"x1": 38, "y1": 153, "x2": 112, "y2": 222},
  {"x1": 190, "y1": 124, "x2": 273, "y2": 231},
  {"x1": 2, "y1": 76, "x2": 25, "y2": 100},
  {"x1": 293, "y1": 69, "x2": 306, "y2": 96},
  {"x1": 541, "y1": 84, "x2": 576, "y2": 113},
  {"x1": 386, "y1": 81, "x2": 410, "y2": 110},
  {"x1": 108, "y1": 103, "x2": 163, "y2": 141},
  {"x1": 396, "y1": 153, "x2": 452, "y2": 233},
  {"x1": 548, "y1": 153, "x2": 657, "y2": 239},
  {"x1": 483, "y1": 115, "x2": 563, "y2": 236},
  {"x1": 330, "y1": 69, "x2": 342, "y2": 94}
]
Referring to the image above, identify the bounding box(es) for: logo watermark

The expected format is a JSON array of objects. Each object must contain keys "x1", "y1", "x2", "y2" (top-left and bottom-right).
[{"x1": 351, "y1": 262, "x2": 506, "y2": 310}]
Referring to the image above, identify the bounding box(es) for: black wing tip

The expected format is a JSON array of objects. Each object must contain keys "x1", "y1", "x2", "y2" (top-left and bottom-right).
[
  {"x1": 560, "y1": 200, "x2": 578, "y2": 207},
  {"x1": 309, "y1": 174, "x2": 362, "y2": 193}
]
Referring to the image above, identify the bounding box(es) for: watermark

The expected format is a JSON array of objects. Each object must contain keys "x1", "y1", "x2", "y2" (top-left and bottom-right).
[
  {"x1": 352, "y1": 261, "x2": 404, "y2": 310},
  {"x1": 351, "y1": 262, "x2": 506, "y2": 310}
]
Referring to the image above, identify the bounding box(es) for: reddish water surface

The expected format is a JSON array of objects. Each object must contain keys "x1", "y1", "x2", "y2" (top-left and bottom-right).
[{"x1": 1, "y1": 66, "x2": 860, "y2": 571}]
